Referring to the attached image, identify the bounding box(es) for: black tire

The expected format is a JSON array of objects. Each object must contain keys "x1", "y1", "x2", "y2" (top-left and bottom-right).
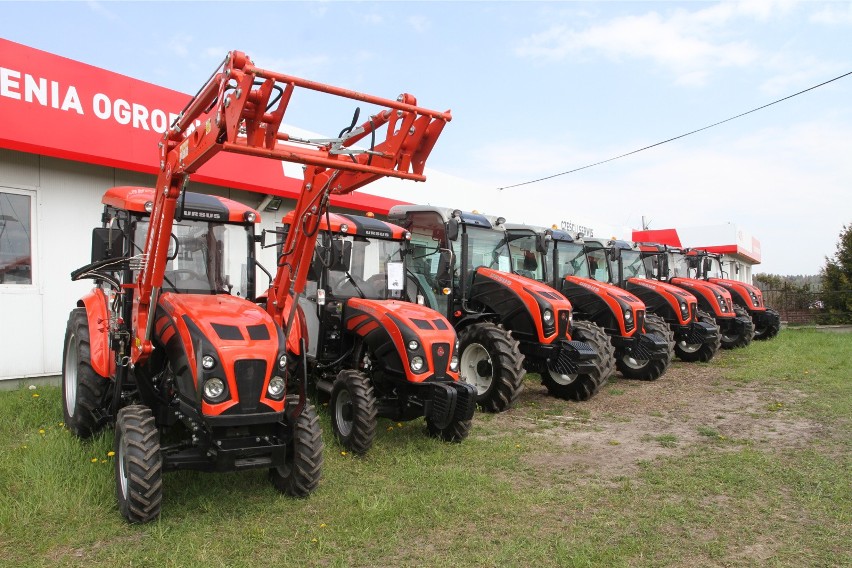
[
  {"x1": 674, "y1": 309, "x2": 721, "y2": 362},
  {"x1": 719, "y1": 306, "x2": 756, "y2": 349},
  {"x1": 426, "y1": 417, "x2": 472, "y2": 443},
  {"x1": 62, "y1": 308, "x2": 111, "y2": 439},
  {"x1": 754, "y1": 307, "x2": 781, "y2": 340},
  {"x1": 457, "y1": 322, "x2": 525, "y2": 413},
  {"x1": 541, "y1": 320, "x2": 614, "y2": 401},
  {"x1": 114, "y1": 405, "x2": 163, "y2": 524},
  {"x1": 329, "y1": 369, "x2": 377, "y2": 455},
  {"x1": 615, "y1": 314, "x2": 672, "y2": 381},
  {"x1": 269, "y1": 402, "x2": 323, "y2": 497}
]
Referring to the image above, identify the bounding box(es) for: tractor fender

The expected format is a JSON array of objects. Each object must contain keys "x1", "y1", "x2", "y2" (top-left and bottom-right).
[{"x1": 77, "y1": 289, "x2": 113, "y2": 379}]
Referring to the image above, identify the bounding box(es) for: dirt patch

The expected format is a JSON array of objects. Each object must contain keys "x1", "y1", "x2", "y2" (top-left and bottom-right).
[{"x1": 489, "y1": 354, "x2": 822, "y2": 481}]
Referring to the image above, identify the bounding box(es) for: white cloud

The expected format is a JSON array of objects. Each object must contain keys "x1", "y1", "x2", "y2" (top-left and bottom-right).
[
  {"x1": 810, "y1": 3, "x2": 852, "y2": 24},
  {"x1": 86, "y1": 1, "x2": 118, "y2": 21},
  {"x1": 408, "y1": 15, "x2": 431, "y2": 33},
  {"x1": 167, "y1": 35, "x2": 193, "y2": 58}
]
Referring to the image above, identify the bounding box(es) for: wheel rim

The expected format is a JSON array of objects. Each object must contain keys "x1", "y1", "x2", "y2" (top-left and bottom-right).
[
  {"x1": 334, "y1": 388, "x2": 354, "y2": 437},
  {"x1": 677, "y1": 340, "x2": 701, "y2": 354},
  {"x1": 459, "y1": 342, "x2": 492, "y2": 395},
  {"x1": 547, "y1": 368, "x2": 578, "y2": 385},
  {"x1": 64, "y1": 333, "x2": 78, "y2": 417},
  {"x1": 117, "y1": 434, "x2": 129, "y2": 499},
  {"x1": 621, "y1": 353, "x2": 649, "y2": 370}
]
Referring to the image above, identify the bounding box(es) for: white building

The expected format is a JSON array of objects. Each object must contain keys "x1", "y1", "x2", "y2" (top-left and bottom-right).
[{"x1": 632, "y1": 224, "x2": 762, "y2": 283}]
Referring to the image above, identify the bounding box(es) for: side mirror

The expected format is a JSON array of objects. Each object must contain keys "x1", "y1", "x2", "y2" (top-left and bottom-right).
[
  {"x1": 437, "y1": 249, "x2": 453, "y2": 286},
  {"x1": 329, "y1": 239, "x2": 352, "y2": 272},
  {"x1": 536, "y1": 234, "x2": 551, "y2": 254},
  {"x1": 703, "y1": 257, "x2": 712, "y2": 275},
  {"x1": 91, "y1": 227, "x2": 125, "y2": 263},
  {"x1": 447, "y1": 218, "x2": 460, "y2": 241},
  {"x1": 608, "y1": 247, "x2": 622, "y2": 262}
]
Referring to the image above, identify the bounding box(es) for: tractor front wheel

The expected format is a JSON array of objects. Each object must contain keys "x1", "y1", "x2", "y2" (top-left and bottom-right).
[
  {"x1": 330, "y1": 369, "x2": 377, "y2": 455},
  {"x1": 675, "y1": 309, "x2": 721, "y2": 362},
  {"x1": 62, "y1": 308, "x2": 110, "y2": 439},
  {"x1": 754, "y1": 308, "x2": 781, "y2": 340},
  {"x1": 426, "y1": 416, "x2": 472, "y2": 443},
  {"x1": 114, "y1": 405, "x2": 162, "y2": 524},
  {"x1": 719, "y1": 306, "x2": 756, "y2": 349},
  {"x1": 270, "y1": 402, "x2": 324, "y2": 497},
  {"x1": 542, "y1": 320, "x2": 614, "y2": 401},
  {"x1": 615, "y1": 314, "x2": 672, "y2": 381},
  {"x1": 457, "y1": 322, "x2": 525, "y2": 413}
]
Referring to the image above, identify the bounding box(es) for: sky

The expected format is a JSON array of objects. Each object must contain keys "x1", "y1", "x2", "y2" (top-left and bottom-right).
[{"x1": 1, "y1": 0, "x2": 850, "y2": 275}]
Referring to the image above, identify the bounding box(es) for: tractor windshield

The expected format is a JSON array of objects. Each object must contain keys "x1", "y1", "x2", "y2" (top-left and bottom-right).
[
  {"x1": 584, "y1": 244, "x2": 612, "y2": 282},
  {"x1": 667, "y1": 252, "x2": 698, "y2": 279},
  {"x1": 506, "y1": 233, "x2": 543, "y2": 281},
  {"x1": 621, "y1": 250, "x2": 648, "y2": 279},
  {"x1": 324, "y1": 234, "x2": 406, "y2": 301},
  {"x1": 134, "y1": 218, "x2": 253, "y2": 297},
  {"x1": 462, "y1": 226, "x2": 510, "y2": 274},
  {"x1": 553, "y1": 241, "x2": 589, "y2": 279},
  {"x1": 705, "y1": 256, "x2": 726, "y2": 279}
]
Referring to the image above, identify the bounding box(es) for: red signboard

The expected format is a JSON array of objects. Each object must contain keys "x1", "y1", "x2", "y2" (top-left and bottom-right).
[{"x1": 0, "y1": 39, "x2": 408, "y2": 214}]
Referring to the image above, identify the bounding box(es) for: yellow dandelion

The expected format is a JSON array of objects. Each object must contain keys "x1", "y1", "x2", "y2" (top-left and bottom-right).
[
  {"x1": 38, "y1": 429, "x2": 45, "y2": 435},
  {"x1": 21, "y1": 445, "x2": 27, "y2": 449},
  {"x1": 397, "y1": 422, "x2": 403, "y2": 428},
  {"x1": 387, "y1": 426, "x2": 394, "y2": 431},
  {"x1": 107, "y1": 451, "x2": 115, "y2": 457},
  {"x1": 320, "y1": 523, "x2": 327, "y2": 528},
  {"x1": 58, "y1": 422, "x2": 63, "y2": 427},
  {"x1": 340, "y1": 451, "x2": 347, "y2": 456},
  {"x1": 515, "y1": 444, "x2": 521, "y2": 448},
  {"x1": 101, "y1": 459, "x2": 108, "y2": 464},
  {"x1": 90, "y1": 458, "x2": 98, "y2": 463},
  {"x1": 32, "y1": 393, "x2": 40, "y2": 398},
  {"x1": 311, "y1": 538, "x2": 318, "y2": 543}
]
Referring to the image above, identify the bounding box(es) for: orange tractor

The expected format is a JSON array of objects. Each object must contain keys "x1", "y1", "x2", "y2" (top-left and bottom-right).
[{"x1": 62, "y1": 51, "x2": 451, "y2": 522}]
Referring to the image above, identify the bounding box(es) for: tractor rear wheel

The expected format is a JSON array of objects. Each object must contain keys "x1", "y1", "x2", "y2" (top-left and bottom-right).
[
  {"x1": 754, "y1": 308, "x2": 781, "y2": 340},
  {"x1": 114, "y1": 405, "x2": 162, "y2": 524},
  {"x1": 675, "y1": 309, "x2": 721, "y2": 362},
  {"x1": 616, "y1": 314, "x2": 672, "y2": 381},
  {"x1": 62, "y1": 308, "x2": 110, "y2": 439},
  {"x1": 426, "y1": 416, "x2": 472, "y2": 443},
  {"x1": 541, "y1": 320, "x2": 614, "y2": 401},
  {"x1": 330, "y1": 369, "x2": 377, "y2": 455},
  {"x1": 458, "y1": 322, "x2": 525, "y2": 413},
  {"x1": 270, "y1": 402, "x2": 323, "y2": 497}
]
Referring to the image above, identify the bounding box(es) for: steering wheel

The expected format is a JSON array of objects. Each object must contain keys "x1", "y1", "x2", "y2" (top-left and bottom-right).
[{"x1": 170, "y1": 269, "x2": 207, "y2": 281}]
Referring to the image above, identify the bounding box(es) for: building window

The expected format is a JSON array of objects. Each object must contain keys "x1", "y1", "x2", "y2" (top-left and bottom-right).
[{"x1": 0, "y1": 190, "x2": 32, "y2": 285}]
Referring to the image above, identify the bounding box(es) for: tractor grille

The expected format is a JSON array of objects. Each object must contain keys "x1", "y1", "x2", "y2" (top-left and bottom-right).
[
  {"x1": 635, "y1": 309, "x2": 645, "y2": 334},
  {"x1": 233, "y1": 359, "x2": 267, "y2": 413},
  {"x1": 431, "y1": 343, "x2": 450, "y2": 377}
]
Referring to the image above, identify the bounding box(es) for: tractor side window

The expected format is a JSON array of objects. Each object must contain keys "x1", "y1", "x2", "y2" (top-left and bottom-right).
[
  {"x1": 621, "y1": 251, "x2": 647, "y2": 279},
  {"x1": 507, "y1": 235, "x2": 542, "y2": 281},
  {"x1": 586, "y1": 248, "x2": 610, "y2": 282},
  {"x1": 405, "y1": 212, "x2": 449, "y2": 313}
]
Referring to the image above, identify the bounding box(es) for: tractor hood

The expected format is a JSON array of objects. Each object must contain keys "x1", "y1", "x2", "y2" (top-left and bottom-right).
[
  {"x1": 670, "y1": 278, "x2": 735, "y2": 318},
  {"x1": 626, "y1": 278, "x2": 698, "y2": 326},
  {"x1": 344, "y1": 298, "x2": 459, "y2": 383},
  {"x1": 707, "y1": 278, "x2": 765, "y2": 310},
  {"x1": 470, "y1": 267, "x2": 573, "y2": 344},
  {"x1": 561, "y1": 275, "x2": 646, "y2": 337},
  {"x1": 156, "y1": 292, "x2": 287, "y2": 416}
]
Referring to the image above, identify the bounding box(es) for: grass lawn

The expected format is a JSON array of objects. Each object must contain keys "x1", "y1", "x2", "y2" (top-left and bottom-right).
[{"x1": 1, "y1": 328, "x2": 849, "y2": 567}]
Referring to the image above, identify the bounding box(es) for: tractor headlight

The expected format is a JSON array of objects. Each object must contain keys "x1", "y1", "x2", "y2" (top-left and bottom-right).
[
  {"x1": 449, "y1": 355, "x2": 459, "y2": 372},
  {"x1": 201, "y1": 355, "x2": 216, "y2": 370},
  {"x1": 543, "y1": 309, "x2": 554, "y2": 324},
  {"x1": 679, "y1": 302, "x2": 689, "y2": 319},
  {"x1": 278, "y1": 354, "x2": 288, "y2": 371},
  {"x1": 267, "y1": 376, "x2": 286, "y2": 400},
  {"x1": 624, "y1": 309, "x2": 633, "y2": 323},
  {"x1": 408, "y1": 340, "x2": 420, "y2": 351},
  {"x1": 716, "y1": 294, "x2": 727, "y2": 312},
  {"x1": 203, "y1": 377, "x2": 226, "y2": 402},
  {"x1": 454, "y1": 338, "x2": 460, "y2": 351},
  {"x1": 750, "y1": 293, "x2": 759, "y2": 307},
  {"x1": 410, "y1": 356, "x2": 425, "y2": 373}
]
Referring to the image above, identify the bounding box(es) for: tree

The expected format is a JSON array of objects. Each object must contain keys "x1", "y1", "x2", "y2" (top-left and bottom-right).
[{"x1": 819, "y1": 223, "x2": 852, "y2": 324}]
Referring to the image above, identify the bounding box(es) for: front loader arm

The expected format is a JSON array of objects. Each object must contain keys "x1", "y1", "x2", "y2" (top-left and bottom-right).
[{"x1": 131, "y1": 50, "x2": 451, "y2": 365}]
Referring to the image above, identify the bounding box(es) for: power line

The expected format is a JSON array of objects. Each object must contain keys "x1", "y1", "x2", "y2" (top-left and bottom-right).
[{"x1": 497, "y1": 70, "x2": 852, "y2": 191}]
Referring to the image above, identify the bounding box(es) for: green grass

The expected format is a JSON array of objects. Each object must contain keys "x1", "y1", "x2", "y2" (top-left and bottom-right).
[{"x1": 1, "y1": 328, "x2": 850, "y2": 567}]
